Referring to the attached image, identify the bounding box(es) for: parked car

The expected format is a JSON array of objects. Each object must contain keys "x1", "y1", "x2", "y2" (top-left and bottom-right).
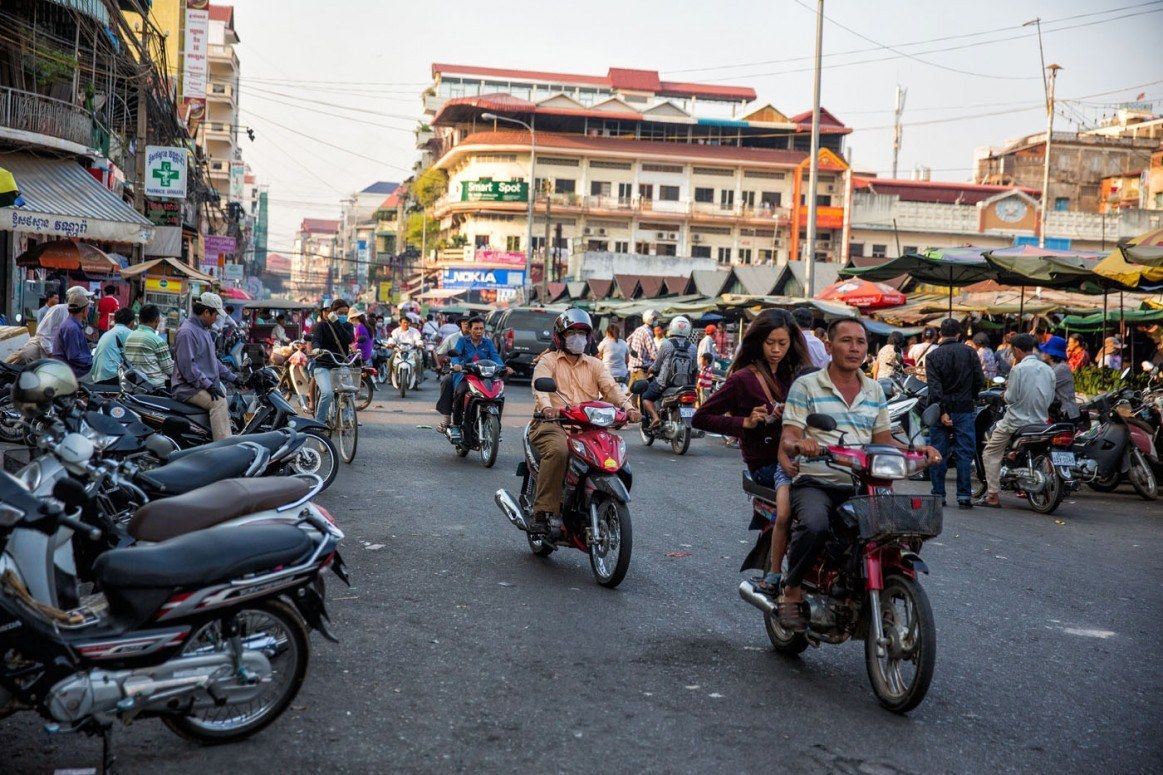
[
  {"x1": 484, "y1": 308, "x2": 506, "y2": 346},
  {"x1": 494, "y1": 307, "x2": 558, "y2": 376}
]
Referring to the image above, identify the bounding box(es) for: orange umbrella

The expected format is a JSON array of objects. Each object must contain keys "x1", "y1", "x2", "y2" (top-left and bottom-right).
[
  {"x1": 816, "y1": 279, "x2": 906, "y2": 310},
  {"x1": 16, "y1": 240, "x2": 120, "y2": 274}
]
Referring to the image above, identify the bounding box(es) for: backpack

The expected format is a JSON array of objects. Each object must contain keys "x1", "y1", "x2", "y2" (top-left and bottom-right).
[{"x1": 665, "y1": 339, "x2": 697, "y2": 388}]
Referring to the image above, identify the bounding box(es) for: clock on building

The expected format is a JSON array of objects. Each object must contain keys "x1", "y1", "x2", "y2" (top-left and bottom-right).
[{"x1": 994, "y1": 198, "x2": 1028, "y2": 223}]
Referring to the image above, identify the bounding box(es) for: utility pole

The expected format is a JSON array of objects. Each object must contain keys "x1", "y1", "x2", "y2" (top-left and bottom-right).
[
  {"x1": 134, "y1": 24, "x2": 149, "y2": 216},
  {"x1": 480, "y1": 112, "x2": 535, "y2": 303},
  {"x1": 542, "y1": 181, "x2": 551, "y2": 300},
  {"x1": 1039, "y1": 64, "x2": 1061, "y2": 249},
  {"x1": 891, "y1": 84, "x2": 907, "y2": 179},
  {"x1": 803, "y1": 0, "x2": 824, "y2": 298}
]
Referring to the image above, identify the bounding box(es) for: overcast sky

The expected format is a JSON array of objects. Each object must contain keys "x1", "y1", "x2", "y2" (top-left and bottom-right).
[{"x1": 226, "y1": 0, "x2": 1163, "y2": 254}]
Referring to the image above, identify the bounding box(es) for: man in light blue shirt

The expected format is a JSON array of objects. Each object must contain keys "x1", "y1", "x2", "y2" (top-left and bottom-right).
[{"x1": 88, "y1": 307, "x2": 135, "y2": 383}]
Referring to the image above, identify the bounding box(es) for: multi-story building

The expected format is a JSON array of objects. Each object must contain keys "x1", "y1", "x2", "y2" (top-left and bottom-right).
[
  {"x1": 202, "y1": 5, "x2": 241, "y2": 199},
  {"x1": 419, "y1": 63, "x2": 852, "y2": 280},
  {"x1": 288, "y1": 219, "x2": 339, "y2": 302},
  {"x1": 336, "y1": 182, "x2": 399, "y2": 298},
  {"x1": 975, "y1": 107, "x2": 1160, "y2": 213}
]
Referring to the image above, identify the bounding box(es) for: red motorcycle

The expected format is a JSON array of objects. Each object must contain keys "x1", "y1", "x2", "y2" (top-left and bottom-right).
[
  {"x1": 495, "y1": 376, "x2": 633, "y2": 587},
  {"x1": 738, "y1": 411, "x2": 941, "y2": 713},
  {"x1": 444, "y1": 360, "x2": 507, "y2": 468}
]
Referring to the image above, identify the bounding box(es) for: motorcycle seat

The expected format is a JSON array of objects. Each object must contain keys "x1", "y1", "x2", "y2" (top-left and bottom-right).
[
  {"x1": 741, "y1": 470, "x2": 778, "y2": 504},
  {"x1": 1013, "y1": 423, "x2": 1072, "y2": 437},
  {"x1": 166, "y1": 430, "x2": 290, "y2": 462},
  {"x1": 127, "y1": 395, "x2": 207, "y2": 417},
  {"x1": 95, "y1": 524, "x2": 314, "y2": 589},
  {"x1": 129, "y1": 476, "x2": 315, "y2": 542},
  {"x1": 138, "y1": 445, "x2": 259, "y2": 495}
]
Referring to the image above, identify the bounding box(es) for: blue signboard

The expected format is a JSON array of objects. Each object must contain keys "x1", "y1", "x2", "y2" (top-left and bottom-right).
[
  {"x1": 441, "y1": 267, "x2": 526, "y2": 289},
  {"x1": 1014, "y1": 235, "x2": 1072, "y2": 250}
]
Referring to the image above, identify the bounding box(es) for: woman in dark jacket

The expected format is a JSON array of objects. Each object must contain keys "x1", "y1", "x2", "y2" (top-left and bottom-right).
[{"x1": 692, "y1": 309, "x2": 811, "y2": 591}]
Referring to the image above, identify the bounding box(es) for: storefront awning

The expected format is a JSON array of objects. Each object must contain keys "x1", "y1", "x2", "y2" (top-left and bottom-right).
[
  {"x1": 0, "y1": 152, "x2": 153, "y2": 244},
  {"x1": 120, "y1": 257, "x2": 215, "y2": 284},
  {"x1": 418, "y1": 288, "x2": 466, "y2": 300}
]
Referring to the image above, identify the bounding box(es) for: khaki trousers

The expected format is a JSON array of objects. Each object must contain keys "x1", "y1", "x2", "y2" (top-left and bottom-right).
[
  {"x1": 186, "y1": 389, "x2": 233, "y2": 441},
  {"x1": 529, "y1": 420, "x2": 570, "y2": 515},
  {"x1": 982, "y1": 426, "x2": 1014, "y2": 494},
  {"x1": 6, "y1": 339, "x2": 48, "y2": 365}
]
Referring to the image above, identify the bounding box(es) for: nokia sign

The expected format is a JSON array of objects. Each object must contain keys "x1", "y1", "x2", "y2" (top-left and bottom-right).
[{"x1": 441, "y1": 267, "x2": 526, "y2": 289}]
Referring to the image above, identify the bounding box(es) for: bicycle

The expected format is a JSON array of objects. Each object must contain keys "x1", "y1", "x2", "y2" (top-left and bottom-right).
[{"x1": 318, "y1": 354, "x2": 361, "y2": 464}]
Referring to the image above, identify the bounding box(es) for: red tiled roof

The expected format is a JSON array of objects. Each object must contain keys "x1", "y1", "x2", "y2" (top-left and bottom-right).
[
  {"x1": 613, "y1": 274, "x2": 643, "y2": 299},
  {"x1": 264, "y1": 253, "x2": 291, "y2": 274},
  {"x1": 209, "y1": 5, "x2": 234, "y2": 24},
  {"x1": 434, "y1": 95, "x2": 644, "y2": 127},
  {"x1": 300, "y1": 218, "x2": 340, "y2": 234},
  {"x1": 853, "y1": 176, "x2": 1041, "y2": 204},
  {"x1": 637, "y1": 276, "x2": 666, "y2": 298},
  {"x1": 660, "y1": 275, "x2": 691, "y2": 295},
  {"x1": 444, "y1": 130, "x2": 808, "y2": 168},
  {"x1": 787, "y1": 107, "x2": 851, "y2": 135},
  {"x1": 587, "y1": 278, "x2": 614, "y2": 299},
  {"x1": 431, "y1": 63, "x2": 755, "y2": 102},
  {"x1": 379, "y1": 190, "x2": 403, "y2": 210}
]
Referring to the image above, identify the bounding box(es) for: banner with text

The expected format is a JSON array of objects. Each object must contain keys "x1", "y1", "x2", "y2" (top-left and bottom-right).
[
  {"x1": 441, "y1": 267, "x2": 526, "y2": 289},
  {"x1": 473, "y1": 249, "x2": 527, "y2": 266},
  {"x1": 459, "y1": 178, "x2": 528, "y2": 202}
]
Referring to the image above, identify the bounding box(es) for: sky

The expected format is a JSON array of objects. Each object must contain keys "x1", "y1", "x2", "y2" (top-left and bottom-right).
[{"x1": 226, "y1": 0, "x2": 1163, "y2": 255}]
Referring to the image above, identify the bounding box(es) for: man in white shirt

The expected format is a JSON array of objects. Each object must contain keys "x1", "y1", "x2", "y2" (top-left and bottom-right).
[
  {"x1": 697, "y1": 324, "x2": 719, "y2": 361},
  {"x1": 792, "y1": 307, "x2": 830, "y2": 369},
  {"x1": 7, "y1": 285, "x2": 91, "y2": 364}
]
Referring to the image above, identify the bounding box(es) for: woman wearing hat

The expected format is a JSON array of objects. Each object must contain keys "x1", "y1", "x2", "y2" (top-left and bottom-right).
[
  {"x1": 1101, "y1": 336, "x2": 1123, "y2": 371},
  {"x1": 1041, "y1": 336, "x2": 1080, "y2": 424}
]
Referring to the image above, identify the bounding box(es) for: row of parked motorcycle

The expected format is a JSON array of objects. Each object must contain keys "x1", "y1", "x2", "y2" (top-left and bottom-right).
[
  {"x1": 883, "y1": 362, "x2": 1163, "y2": 514},
  {"x1": 0, "y1": 357, "x2": 350, "y2": 769}
]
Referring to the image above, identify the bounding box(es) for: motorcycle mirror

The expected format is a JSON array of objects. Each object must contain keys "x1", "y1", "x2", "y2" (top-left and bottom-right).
[
  {"x1": 921, "y1": 403, "x2": 942, "y2": 429},
  {"x1": 13, "y1": 313, "x2": 21, "y2": 324},
  {"x1": 806, "y1": 413, "x2": 837, "y2": 432},
  {"x1": 629, "y1": 379, "x2": 650, "y2": 395},
  {"x1": 51, "y1": 476, "x2": 88, "y2": 509},
  {"x1": 1143, "y1": 361, "x2": 1156, "y2": 372},
  {"x1": 992, "y1": 376, "x2": 1006, "y2": 386},
  {"x1": 533, "y1": 377, "x2": 558, "y2": 393},
  {"x1": 1120, "y1": 367, "x2": 1131, "y2": 380}
]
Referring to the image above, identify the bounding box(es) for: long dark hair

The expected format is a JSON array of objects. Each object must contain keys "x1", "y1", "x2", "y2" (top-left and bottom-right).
[{"x1": 728, "y1": 309, "x2": 810, "y2": 388}]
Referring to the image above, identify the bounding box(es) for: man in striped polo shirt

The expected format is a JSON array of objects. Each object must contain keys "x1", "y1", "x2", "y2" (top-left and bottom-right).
[{"x1": 777, "y1": 318, "x2": 940, "y2": 631}]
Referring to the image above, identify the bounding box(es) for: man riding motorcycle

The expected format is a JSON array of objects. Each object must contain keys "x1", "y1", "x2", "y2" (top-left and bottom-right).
[
  {"x1": 529, "y1": 309, "x2": 641, "y2": 536},
  {"x1": 778, "y1": 318, "x2": 941, "y2": 631},
  {"x1": 641, "y1": 315, "x2": 697, "y2": 429},
  {"x1": 387, "y1": 316, "x2": 424, "y2": 376},
  {"x1": 436, "y1": 316, "x2": 504, "y2": 432}
]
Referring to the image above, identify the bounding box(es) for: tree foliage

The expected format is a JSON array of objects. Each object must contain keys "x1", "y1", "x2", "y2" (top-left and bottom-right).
[{"x1": 411, "y1": 167, "x2": 448, "y2": 209}]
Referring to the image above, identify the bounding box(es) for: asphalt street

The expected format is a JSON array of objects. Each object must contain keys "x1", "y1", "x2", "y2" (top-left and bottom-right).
[{"x1": 6, "y1": 378, "x2": 1162, "y2": 774}]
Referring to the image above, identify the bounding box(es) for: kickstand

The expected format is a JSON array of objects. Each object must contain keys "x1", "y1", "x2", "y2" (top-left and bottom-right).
[{"x1": 100, "y1": 725, "x2": 115, "y2": 774}]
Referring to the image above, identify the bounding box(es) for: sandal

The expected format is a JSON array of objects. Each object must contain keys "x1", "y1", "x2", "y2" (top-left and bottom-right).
[
  {"x1": 753, "y1": 571, "x2": 782, "y2": 595},
  {"x1": 776, "y1": 598, "x2": 808, "y2": 632}
]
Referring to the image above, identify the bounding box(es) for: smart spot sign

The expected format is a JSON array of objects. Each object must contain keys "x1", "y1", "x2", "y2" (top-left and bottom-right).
[
  {"x1": 440, "y1": 267, "x2": 526, "y2": 289},
  {"x1": 145, "y1": 146, "x2": 188, "y2": 199},
  {"x1": 459, "y1": 178, "x2": 528, "y2": 203}
]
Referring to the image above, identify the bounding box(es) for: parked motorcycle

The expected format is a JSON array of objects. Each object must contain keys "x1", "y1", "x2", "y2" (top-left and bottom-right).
[
  {"x1": 635, "y1": 382, "x2": 700, "y2": 455},
  {"x1": 495, "y1": 376, "x2": 634, "y2": 588},
  {"x1": 443, "y1": 361, "x2": 507, "y2": 468},
  {"x1": 738, "y1": 410, "x2": 940, "y2": 713},
  {"x1": 1073, "y1": 384, "x2": 1159, "y2": 500}
]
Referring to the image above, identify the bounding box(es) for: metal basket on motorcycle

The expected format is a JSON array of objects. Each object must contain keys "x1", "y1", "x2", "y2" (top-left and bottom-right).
[
  {"x1": 332, "y1": 365, "x2": 360, "y2": 393},
  {"x1": 843, "y1": 494, "x2": 944, "y2": 541}
]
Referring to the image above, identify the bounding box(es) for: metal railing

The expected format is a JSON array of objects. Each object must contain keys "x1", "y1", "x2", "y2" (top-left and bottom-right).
[{"x1": 0, "y1": 86, "x2": 94, "y2": 149}]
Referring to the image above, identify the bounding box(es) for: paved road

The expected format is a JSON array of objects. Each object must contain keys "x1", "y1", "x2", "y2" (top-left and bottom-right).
[{"x1": 8, "y1": 381, "x2": 1162, "y2": 774}]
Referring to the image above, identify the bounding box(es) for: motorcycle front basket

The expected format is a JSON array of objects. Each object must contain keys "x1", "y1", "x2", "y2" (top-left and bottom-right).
[
  {"x1": 332, "y1": 365, "x2": 360, "y2": 393},
  {"x1": 847, "y1": 494, "x2": 943, "y2": 541}
]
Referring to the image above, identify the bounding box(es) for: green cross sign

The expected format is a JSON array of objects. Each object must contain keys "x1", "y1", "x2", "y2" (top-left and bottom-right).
[{"x1": 152, "y1": 161, "x2": 180, "y2": 187}]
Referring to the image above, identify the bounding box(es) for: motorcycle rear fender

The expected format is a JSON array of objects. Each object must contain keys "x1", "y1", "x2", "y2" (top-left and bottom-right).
[
  {"x1": 287, "y1": 415, "x2": 329, "y2": 434},
  {"x1": 900, "y1": 550, "x2": 928, "y2": 575},
  {"x1": 587, "y1": 473, "x2": 631, "y2": 504},
  {"x1": 290, "y1": 579, "x2": 338, "y2": 643}
]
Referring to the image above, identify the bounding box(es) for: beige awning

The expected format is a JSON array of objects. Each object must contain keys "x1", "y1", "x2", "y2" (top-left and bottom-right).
[
  {"x1": 418, "y1": 288, "x2": 466, "y2": 300},
  {"x1": 120, "y1": 257, "x2": 215, "y2": 284}
]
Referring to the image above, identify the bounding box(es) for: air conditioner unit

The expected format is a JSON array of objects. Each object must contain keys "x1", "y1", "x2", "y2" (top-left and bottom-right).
[
  {"x1": 656, "y1": 231, "x2": 666, "y2": 239},
  {"x1": 583, "y1": 227, "x2": 592, "y2": 235},
  {"x1": 597, "y1": 228, "x2": 607, "y2": 236},
  {"x1": 691, "y1": 234, "x2": 702, "y2": 243},
  {"x1": 667, "y1": 232, "x2": 678, "y2": 240},
  {"x1": 773, "y1": 237, "x2": 785, "y2": 248}
]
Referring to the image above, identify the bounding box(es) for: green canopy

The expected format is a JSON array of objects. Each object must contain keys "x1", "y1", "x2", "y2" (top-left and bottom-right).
[
  {"x1": 842, "y1": 248, "x2": 998, "y2": 312},
  {"x1": 1056, "y1": 307, "x2": 1163, "y2": 331},
  {"x1": 982, "y1": 245, "x2": 1101, "y2": 288}
]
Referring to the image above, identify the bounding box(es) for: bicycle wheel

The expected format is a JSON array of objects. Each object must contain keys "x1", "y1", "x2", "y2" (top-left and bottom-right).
[{"x1": 337, "y1": 394, "x2": 358, "y2": 463}]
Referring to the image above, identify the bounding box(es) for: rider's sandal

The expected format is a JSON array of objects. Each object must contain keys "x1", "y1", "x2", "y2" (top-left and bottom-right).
[
  {"x1": 776, "y1": 598, "x2": 808, "y2": 632},
  {"x1": 753, "y1": 571, "x2": 781, "y2": 596}
]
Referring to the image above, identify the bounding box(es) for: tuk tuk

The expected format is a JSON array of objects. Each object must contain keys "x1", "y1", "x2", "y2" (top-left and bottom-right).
[{"x1": 240, "y1": 299, "x2": 317, "y2": 363}]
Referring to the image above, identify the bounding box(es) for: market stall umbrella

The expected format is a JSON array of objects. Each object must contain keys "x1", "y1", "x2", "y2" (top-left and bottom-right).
[
  {"x1": 840, "y1": 248, "x2": 997, "y2": 313},
  {"x1": 220, "y1": 286, "x2": 252, "y2": 301},
  {"x1": 816, "y1": 279, "x2": 906, "y2": 310},
  {"x1": 1121, "y1": 227, "x2": 1163, "y2": 266},
  {"x1": 15, "y1": 240, "x2": 120, "y2": 274},
  {"x1": 1093, "y1": 246, "x2": 1163, "y2": 291},
  {"x1": 0, "y1": 167, "x2": 24, "y2": 207}
]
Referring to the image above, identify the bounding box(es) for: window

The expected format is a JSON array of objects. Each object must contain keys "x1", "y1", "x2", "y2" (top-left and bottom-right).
[
  {"x1": 590, "y1": 159, "x2": 632, "y2": 170},
  {"x1": 586, "y1": 240, "x2": 609, "y2": 252},
  {"x1": 641, "y1": 163, "x2": 683, "y2": 173},
  {"x1": 530, "y1": 237, "x2": 544, "y2": 251},
  {"x1": 693, "y1": 166, "x2": 734, "y2": 177},
  {"x1": 635, "y1": 241, "x2": 651, "y2": 254},
  {"x1": 717, "y1": 247, "x2": 732, "y2": 263},
  {"x1": 902, "y1": 245, "x2": 917, "y2": 255},
  {"x1": 720, "y1": 190, "x2": 735, "y2": 209},
  {"x1": 758, "y1": 249, "x2": 774, "y2": 263},
  {"x1": 738, "y1": 248, "x2": 753, "y2": 264},
  {"x1": 871, "y1": 244, "x2": 887, "y2": 258},
  {"x1": 816, "y1": 194, "x2": 831, "y2": 207},
  {"x1": 639, "y1": 184, "x2": 654, "y2": 200},
  {"x1": 1054, "y1": 196, "x2": 1069, "y2": 211},
  {"x1": 1156, "y1": 192, "x2": 1163, "y2": 209},
  {"x1": 555, "y1": 179, "x2": 576, "y2": 194},
  {"x1": 614, "y1": 240, "x2": 629, "y2": 253},
  {"x1": 691, "y1": 245, "x2": 712, "y2": 258},
  {"x1": 475, "y1": 235, "x2": 491, "y2": 248},
  {"x1": 617, "y1": 183, "x2": 633, "y2": 202},
  {"x1": 741, "y1": 191, "x2": 756, "y2": 208},
  {"x1": 591, "y1": 181, "x2": 611, "y2": 197},
  {"x1": 539, "y1": 157, "x2": 580, "y2": 167},
  {"x1": 659, "y1": 185, "x2": 680, "y2": 201},
  {"x1": 760, "y1": 191, "x2": 782, "y2": 208},
  {"x1": 505, "y1": 236, "x2": 521, "y2": 252},
  {"x1": 656, "y1": 243, "x2": 677, "y2": 256},
  {"x1": 694, "y1": 187, "x2": 715, "y2": 203}
]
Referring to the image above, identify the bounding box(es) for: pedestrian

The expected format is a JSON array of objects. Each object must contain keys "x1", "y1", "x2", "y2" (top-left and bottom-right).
[
  {"x1": 976, "y1": 333, "x2": 1055, "y2": 508},
  {"x1": 698, "y1": 324, "x2": 720, "y2": 362},
  {"x1": 924, "y1": 318, "x2": 983, "y2": 509},
  {"x1": 597, "y1": 324, "x2": 629, "y2": 383},
  {"x1": 907, "y1": 327, "x2": 938, "y2": 381},
  {"x1": 124, "y1": 304, "x2": 174, "y2": 389},
  {"x1": 88, "y1": 307, "x2": 135, "y2": 384},
  {"x1": 1101, "y1": 336, "x2": 1123, "y2": 370},
  {"x1": 96, "y1": 284, "x2": 119, "y2": 334},
  {"x1": 792, "y1": 307, "x2": 829, "y2": 369},
  {"x1": 626, "y1": 309, "x2": 659, "y2": 382},
  {"x1": 871, "y1": 332, "x2": 904, "y2": 379},
  {"x1": 995, "y1": 331, "x2": 1016, "y2": 377},
  {"x1": 968, "y1": 332, "x2": 999, "y2": 380},
  {"x1": 696, "y1": 351, "x2": 715, "y2": 405},
  {"x1": 35, "y1": 291, "x2": 58, "y2": 324},
  {"x1": 1066, "y1": 333, "x2": 1091, "y2": 371},
  {"x1": 172, "y1": 292, "x2": 237, "y2": 440},
  {"x1": 54, "y1": 288, "x2": 94, "y2": 378},
  {"x1": 652, "y1": 321, "x2": 666, "y2": 353},
  {"x1": 1041, "y1": 335, "x2": 1080, "y2": 424},
  {"x1": 7, "y1": 285, "x2": 90, "y2": 364}
]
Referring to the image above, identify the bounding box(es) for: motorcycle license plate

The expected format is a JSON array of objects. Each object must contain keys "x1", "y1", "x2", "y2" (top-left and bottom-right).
[
  {"x1": 1050, "y1": 450, "x2": 1075, "y2": 466},
  {"x1": 680, "y1": 407, "x2": 695, "y2": 422}
]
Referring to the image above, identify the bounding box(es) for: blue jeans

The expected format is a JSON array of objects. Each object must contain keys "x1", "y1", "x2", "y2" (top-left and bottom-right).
[
  {"x1": 313, "y1": 366, "x2": 334, "y2": 424},
  {"x1": 928, "y1": 411, "x2": 975, "y2": 501}
]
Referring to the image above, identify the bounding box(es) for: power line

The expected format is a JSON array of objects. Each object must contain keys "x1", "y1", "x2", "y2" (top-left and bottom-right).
[
  {"x1": 245, "y1": 90, "x2": 417, "y2": 134},
  {"x1": 240, "y1": 107, "x2": 416, "y2": 174},
  {"x1": 245, "y1": 84, "x2": 419, "y2": 124}
]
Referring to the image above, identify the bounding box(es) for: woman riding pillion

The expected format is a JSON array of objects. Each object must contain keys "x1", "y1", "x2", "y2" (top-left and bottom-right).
[{"x1": 692, "y1": 309, "x2": 811, "y2": 594}]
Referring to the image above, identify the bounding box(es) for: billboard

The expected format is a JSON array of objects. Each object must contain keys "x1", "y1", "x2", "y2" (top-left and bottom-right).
[
  {"x1": 441, "y1": 267, "x2": 526, "y2": 289},
  {"x1": 145, "y1": 146, "x2": 188, "y2": 199},
  {"x1": 229, "y1": 162, "x2": 246, "y2": 204},
  {"x1": 180, "y1": 0, "x2": 209, "y2": 131},
  {"x1": 459, "y1": 178, "x2": 528, "y2": 202},
  {"x1": 474, "y1": 248, "x2": 527, "y2": 266},
  {"x1": 204, "y1": 234, "x2": 236, "y2": 260}
]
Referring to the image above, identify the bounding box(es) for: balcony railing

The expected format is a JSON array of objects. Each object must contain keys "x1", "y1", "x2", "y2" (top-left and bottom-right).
[
  {"x1": 0, "y1": 86, "x2": 95, "y2": 149},
  {"x1": 208, "y1": 83, "x2": 236, "y2": 102},
  {"x1": 432, "y1": 191, "x2": 792, "y2": 223},
  {"x1": 208, "y1": 44, "x2": 239, "y2": 67}
]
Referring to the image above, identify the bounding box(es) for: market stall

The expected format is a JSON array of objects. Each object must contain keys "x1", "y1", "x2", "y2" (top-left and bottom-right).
[{"x1": 119, "y1": 257, "x2": 216, "y2": 335}]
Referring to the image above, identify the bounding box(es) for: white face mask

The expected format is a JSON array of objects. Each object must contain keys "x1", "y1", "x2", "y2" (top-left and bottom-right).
[{"x1": 564, "y1": 333, "x2": 588, "y2": 354}]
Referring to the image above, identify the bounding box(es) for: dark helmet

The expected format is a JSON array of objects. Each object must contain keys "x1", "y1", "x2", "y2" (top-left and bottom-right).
[
  {"x1": 11, "y1": 359, "x2": 78, "y2": 418},
  {"x1": 552, "y1": 308, "x2": 593, "y2": 349}
]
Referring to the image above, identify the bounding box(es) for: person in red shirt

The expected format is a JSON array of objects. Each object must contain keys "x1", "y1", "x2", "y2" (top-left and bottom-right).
[
  {"x1": 1066, "y1": 333, "x2": 1091, "y2": 372},
  {"x1": 96, "y1": 284, "x2": 119, "y2": 333}
]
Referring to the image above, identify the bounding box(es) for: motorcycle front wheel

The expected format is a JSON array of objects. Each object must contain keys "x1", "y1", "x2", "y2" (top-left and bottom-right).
[
  {"x1": 1026, "y1": 454, "x2": 1065, "y2": 514},
  {"x1": 398, "y1": 372, "x2": 408, "y2": 399},
  {"x1": 864, "y1": 575, "x2": 936, "y2": 714},
  {"x1": 588, "y1": 497, "x2": 632, "y2": 588},
  {"x1": 1129, "y1": 449, "x2": 1158, "y2": 500},
  {"x1": 479, "y1": 414, "x2": 500, "y2": 468},
  {"x1": 638, "y1": 420, "x2": 654, "y2": 447},
  {"x1": 162, "y1": 600, "x2": 308, "y2": 744}
]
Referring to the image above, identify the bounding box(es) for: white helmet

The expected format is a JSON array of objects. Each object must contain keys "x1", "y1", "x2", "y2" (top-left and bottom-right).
[
  {"x1": 642, "y1": 309, "x2": 659, "y2": 325},
  {"x1": 667, "y1": 316, "x2": 692, "y2": 338}
]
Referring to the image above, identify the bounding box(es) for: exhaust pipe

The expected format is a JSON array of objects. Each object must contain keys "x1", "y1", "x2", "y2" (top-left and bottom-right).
[
  {"x1": 738, "y1": 580, "x2": 776, "y2": 615},
  {"x1": 494, "y1": 489, "x2": 529, "y2": 531}
]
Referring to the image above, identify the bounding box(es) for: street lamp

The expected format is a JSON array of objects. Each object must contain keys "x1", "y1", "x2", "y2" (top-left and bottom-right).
[{"x1": 482, "y1": 112, "x2": 535, "y2": 303}]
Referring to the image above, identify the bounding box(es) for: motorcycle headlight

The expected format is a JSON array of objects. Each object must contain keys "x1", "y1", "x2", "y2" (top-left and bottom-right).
[
  {"x1": 18, "y1": 459, "x2": 42, "y2": 491},
  {"x1": 868, "y1": 454, "x2": 908, "y2": 480},
  {"x1": 583, "y1": 406, "x2": 616, "y2": 427}
]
